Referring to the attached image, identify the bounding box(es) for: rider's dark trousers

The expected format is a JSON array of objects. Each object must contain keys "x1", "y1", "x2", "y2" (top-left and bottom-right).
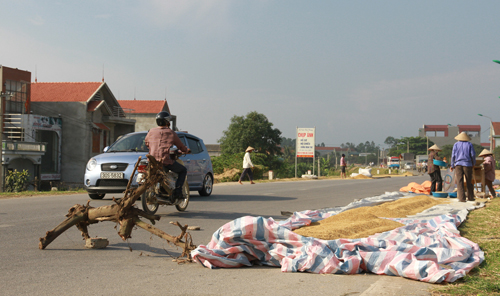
[{"x1": 164, "y1": 162, "x2": 187, "y2": 189}]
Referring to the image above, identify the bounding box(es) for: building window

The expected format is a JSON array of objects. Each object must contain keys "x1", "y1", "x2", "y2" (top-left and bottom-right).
[
  {"x1": 5, "y1": 79, "x2": 28, "y2": 113},
  {"x1": 426, "y1": 131, "x2": 445, "y2": 137}
]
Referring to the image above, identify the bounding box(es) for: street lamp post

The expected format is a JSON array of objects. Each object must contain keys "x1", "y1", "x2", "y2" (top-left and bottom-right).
[{"x1": 478, "y1": 114, "x2": 493, "y2": 151}]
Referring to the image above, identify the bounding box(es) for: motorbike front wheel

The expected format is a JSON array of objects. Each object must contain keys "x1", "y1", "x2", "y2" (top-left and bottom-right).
[
  {"x1": 141, "y1": 185, "x2": 159, "y2": 215},
  {"x1": 175, "y1": 182, "x2": 190, "y2": 211}
]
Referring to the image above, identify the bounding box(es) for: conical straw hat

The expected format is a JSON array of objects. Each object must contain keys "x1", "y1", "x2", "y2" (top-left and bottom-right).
[
  {"x1": 479, "y1": 149, "x2": 493, "y2": 157},
  {"x1": 245, "y1": 146, "x2": 255, "y2": 152},
  {"x1": 454, "y1": 132, "x2": 471, "y2": 142},
  {"x1": 428, "y1": 144, "x2": 441, "y2": 151}
]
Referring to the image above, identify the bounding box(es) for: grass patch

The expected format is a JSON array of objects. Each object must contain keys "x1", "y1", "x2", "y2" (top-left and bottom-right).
[
  {"x1": 432, "y1": 198, "x2": 500, "y2": 296},
  {"x1": 0, "y1": 188, "x2": 87, "y2": 199}
]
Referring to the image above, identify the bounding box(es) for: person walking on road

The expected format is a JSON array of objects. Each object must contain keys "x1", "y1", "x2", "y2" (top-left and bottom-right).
[
  {"x1": 239, "y1": 146, "x2": 255, "y2": 184},
  {"x1": 340, "y1": 154, "x2": 347, "y2": 179},
  {"x1": 427, "y1": 144, "x2": 443, "y2": 193},
  {"x1": 451, "y1": 132, "x2": 476, "y2": 202},
  {"x1": 479, "y1": 149, "x2": 496, "y2": 199}
]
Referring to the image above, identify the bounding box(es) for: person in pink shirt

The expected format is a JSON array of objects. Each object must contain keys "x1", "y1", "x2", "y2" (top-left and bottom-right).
[
  {"x1": 479, "y1": 149, "x2": 496, "y2": 199},
  {"x1": 340, "y1": 154, "x2": 347, "y2": 179}
]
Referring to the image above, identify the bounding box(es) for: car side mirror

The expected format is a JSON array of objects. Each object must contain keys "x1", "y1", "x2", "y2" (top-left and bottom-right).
[{"x1": 103, "y1": 146, "x2": 109, "y2": 152}]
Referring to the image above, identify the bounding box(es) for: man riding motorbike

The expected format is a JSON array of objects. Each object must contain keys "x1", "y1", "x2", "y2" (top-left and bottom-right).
[{"x1": 145, "y1": 111, "x2": 190, "y2": 201}]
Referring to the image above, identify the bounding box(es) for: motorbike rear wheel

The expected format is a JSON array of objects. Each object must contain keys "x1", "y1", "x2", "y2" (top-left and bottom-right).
[
  {"x1": 141, "y1": 185, "x2": 159, "y2": 215},
  {"x1": 175, "y1": 182, "x2": 190, "y2": 211}
]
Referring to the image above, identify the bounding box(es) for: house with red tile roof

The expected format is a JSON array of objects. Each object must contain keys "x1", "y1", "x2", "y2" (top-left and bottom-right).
[
  {"x1": 31, "y1": 81, "x2": 135, "y2": 186},
  {"x1": 117, "y1": 99, "x2": 176, "y2": 131}
]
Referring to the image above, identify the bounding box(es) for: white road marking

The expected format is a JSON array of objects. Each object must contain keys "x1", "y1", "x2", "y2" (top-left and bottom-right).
[{"x1": 0, "y1": 224, "x2": 14, "y2": 228}]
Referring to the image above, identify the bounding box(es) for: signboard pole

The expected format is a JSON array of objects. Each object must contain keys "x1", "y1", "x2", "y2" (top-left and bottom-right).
[
  {"x1": 313, "y1": 127, "x2": 316, "y2": 175},
  {"x1": 295, "y1": 127, "x2": 297, "y2": 178}
]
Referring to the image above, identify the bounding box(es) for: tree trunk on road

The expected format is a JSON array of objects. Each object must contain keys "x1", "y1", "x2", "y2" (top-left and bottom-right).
[{"x1": 38, "y1": 155, "x2": 196, "y2": 260}]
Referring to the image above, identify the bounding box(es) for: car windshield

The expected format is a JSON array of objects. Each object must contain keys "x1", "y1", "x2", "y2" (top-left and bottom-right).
[{"x1": 107, "y1": 133, "x2": 149, "y2": 152}]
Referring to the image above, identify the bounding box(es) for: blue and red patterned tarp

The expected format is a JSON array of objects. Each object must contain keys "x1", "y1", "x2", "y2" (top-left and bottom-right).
[{"x1": 191, "y1": 193, "x2": 484, "y2": 283}]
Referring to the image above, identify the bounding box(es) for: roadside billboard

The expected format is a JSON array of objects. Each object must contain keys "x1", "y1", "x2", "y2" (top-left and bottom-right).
[{"x1": 296, "y1": 127, "x2": 315, "y2": 158}]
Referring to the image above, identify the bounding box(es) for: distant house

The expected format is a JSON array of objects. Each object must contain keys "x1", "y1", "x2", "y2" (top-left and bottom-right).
[
  {"x1": 418, "y1": 124, "x2": 481, "y2": 147},
  {"x1": 31, "y1": 82, "x2": 135, "y2": 186},
  {"x1": 117, "y1": 99, "x2": 176, "y2": 132}
]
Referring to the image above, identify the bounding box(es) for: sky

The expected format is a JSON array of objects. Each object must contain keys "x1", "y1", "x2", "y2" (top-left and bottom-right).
[{"x1": 2, "y1": 0, "x2": 500, "y2": 148}]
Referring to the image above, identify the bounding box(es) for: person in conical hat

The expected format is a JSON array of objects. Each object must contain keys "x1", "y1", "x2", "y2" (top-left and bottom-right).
[
  {"x1": 428, "y1": 144, "x2": 441, "y2": 151},
  {"x1": 451, "y1": 132, "x2": 476, "y2": 202},
  {"x1": 454, "y1": 132, "x2": 471, "y2": 142},
  {"x1": 239, "y1": 146, "x2": 256, "y2": 184},
  {"x1": 479, "y1": 149, "x2": 496, "y2": 199},
  {"x1": 478, "y1": 148, "x2": 492, "y2": 157},
  {"x1": 427, "y1": 144, "x2": 443, "y2": 193}
]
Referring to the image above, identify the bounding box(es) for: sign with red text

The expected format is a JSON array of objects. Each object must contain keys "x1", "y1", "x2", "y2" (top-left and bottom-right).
[{"x1": 296, "y1": 128, "x2": 315, "y2": 158}]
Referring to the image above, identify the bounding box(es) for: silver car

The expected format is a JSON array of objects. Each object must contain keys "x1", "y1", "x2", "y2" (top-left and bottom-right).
[
  {"x1": 404, "y1": 162, "x2": 416, "y2": 170},
  {"x1": 84, "y1": 131, "x2": 214, "y2": 199}
]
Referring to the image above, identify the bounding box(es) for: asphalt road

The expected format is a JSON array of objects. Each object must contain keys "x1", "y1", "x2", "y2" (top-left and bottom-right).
[{"x1": 0, "y1": 175, "x2": 437, "y2": 296}]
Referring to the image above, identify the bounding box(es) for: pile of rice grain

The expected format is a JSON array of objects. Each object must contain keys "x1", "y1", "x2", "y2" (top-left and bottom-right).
[
  {"x1": 293, "y1": 195, "x2": 448, "y2": 240},
  {"x1": 213, "y1": 168, "x2": 241, "y2": 182}
]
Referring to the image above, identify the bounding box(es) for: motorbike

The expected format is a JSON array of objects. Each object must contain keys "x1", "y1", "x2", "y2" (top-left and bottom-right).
[{"x1": 137, "y1": 146, "x2": 190, "y2": 215}]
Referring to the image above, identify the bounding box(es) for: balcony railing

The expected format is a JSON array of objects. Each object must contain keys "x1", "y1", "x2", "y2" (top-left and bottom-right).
[{"x1": 2, "y1": 141, "x2": 46, "y2": 152}]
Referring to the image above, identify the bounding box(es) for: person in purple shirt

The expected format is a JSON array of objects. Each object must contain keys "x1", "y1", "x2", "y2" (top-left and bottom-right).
[{"x1": 450, "y1": 132, "x2": 476, "y2": 202}]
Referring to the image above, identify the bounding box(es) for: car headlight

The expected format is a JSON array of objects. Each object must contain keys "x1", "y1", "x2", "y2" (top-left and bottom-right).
[{"x1": 86, "y1": 158, "x2": 97, "y2": 171}]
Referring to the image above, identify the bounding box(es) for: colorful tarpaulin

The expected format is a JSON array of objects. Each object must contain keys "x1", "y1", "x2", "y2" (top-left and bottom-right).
[{"x1": 191, "y1": 192, "x2": 484, "y2": 283}]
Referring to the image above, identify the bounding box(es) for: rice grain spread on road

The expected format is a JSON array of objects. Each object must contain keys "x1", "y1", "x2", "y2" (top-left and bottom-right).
[{"x1": 293, "y1": 195, "x2": 448, "y2": 240}]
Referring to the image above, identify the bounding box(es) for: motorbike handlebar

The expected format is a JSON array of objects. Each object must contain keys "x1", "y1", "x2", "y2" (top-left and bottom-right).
[{"x1": 172, "y1": 148, "x2": 191, "y2": 155}]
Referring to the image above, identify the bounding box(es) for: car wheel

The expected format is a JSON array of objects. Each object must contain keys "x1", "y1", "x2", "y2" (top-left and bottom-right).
[
  {"x1": 89, "y1": 193, "x2": 105, "y2": 200},
  {"x1": 198, "y1": 174, "x2": 213, "y2": 196}
]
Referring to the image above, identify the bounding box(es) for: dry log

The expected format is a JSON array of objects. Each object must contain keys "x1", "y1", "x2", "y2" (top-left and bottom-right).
[
  {"x1": 38, "y1": 155, "x2": 197, "y2": 259},
  {"x1": 39, "y1": 204, "x2": 89, "y2": 249}
]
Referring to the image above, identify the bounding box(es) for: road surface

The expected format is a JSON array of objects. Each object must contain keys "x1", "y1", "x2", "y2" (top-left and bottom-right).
[{"x1": 0, "y1": 175, "x2": 437, "y2": 296}]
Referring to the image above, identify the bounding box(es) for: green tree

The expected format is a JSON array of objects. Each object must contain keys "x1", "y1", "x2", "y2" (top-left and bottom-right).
[
  {"x1": 388, "y1": 136, "x2": 432, "y2": 156},
  {"x1": 384, "y1": 136, "x2": 397, "y2": 148},
  {"x1": 341, "y1": 142, "x2": 356, "y2": 149},
  {"x1": 280, "y1": 137, "x2": 296, "y2": 148},
  {"x1": 218, "y1": 111, "x2": 282, "y2": 156}
]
